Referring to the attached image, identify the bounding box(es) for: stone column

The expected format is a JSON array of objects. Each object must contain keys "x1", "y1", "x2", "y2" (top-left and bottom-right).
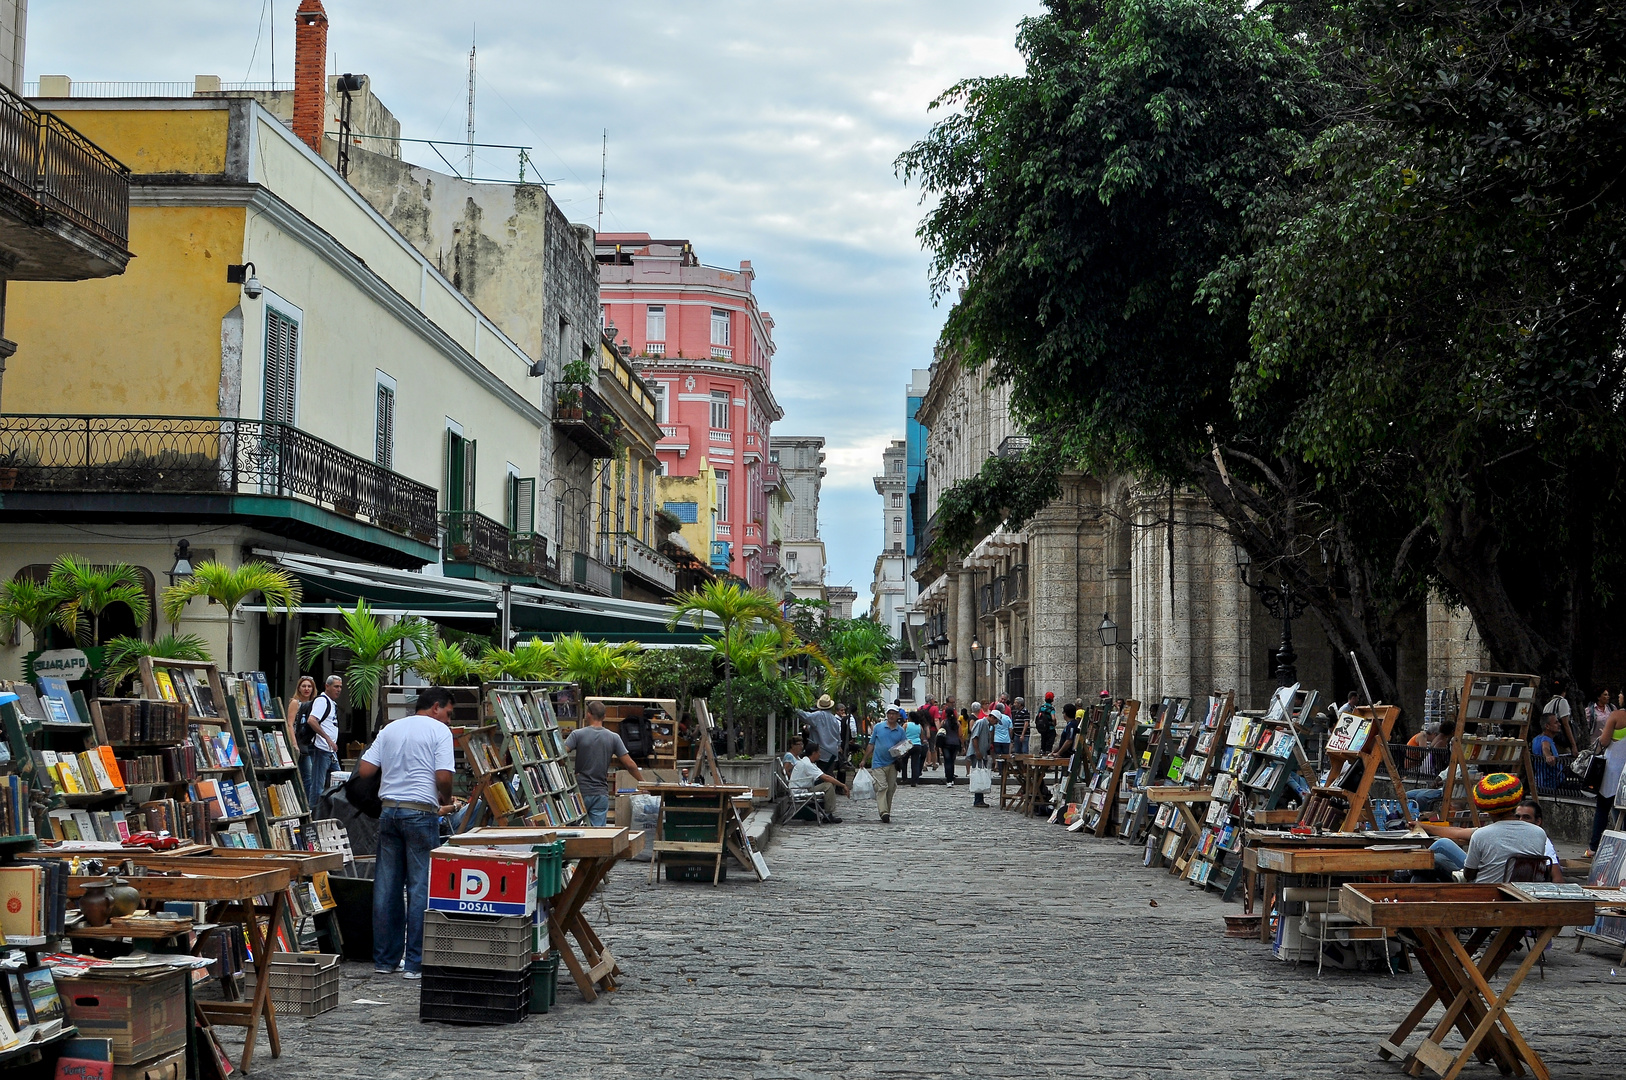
[{"x1": 955, "y1": 567, "x2": 976, "y2": 706}]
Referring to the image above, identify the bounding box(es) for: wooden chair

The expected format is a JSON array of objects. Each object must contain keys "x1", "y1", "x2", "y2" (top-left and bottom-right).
[{"x1": 1503, "y1": 854, "x2": 1553, "y2": 883}]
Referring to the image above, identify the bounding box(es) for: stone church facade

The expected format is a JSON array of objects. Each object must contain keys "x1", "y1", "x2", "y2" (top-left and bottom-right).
[{"x1": 913, "y1": 356, "x2": 1463, "y2": 714}]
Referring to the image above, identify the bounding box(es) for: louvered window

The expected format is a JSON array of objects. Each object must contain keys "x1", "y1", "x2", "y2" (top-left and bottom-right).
[
  {"x1": 263, "y1": 309, "x2": 300, "y2": 424},
  {"x1": 375, "y1": 376, "x2": 396, "y2": 469},
  {"x1": 509, "y1": 475, "x2": 535, "y2": 535}
]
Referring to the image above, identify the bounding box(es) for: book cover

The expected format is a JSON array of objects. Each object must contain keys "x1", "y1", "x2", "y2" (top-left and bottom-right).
[
  {"x1": 95, "y1": 746, "x2": 125, "y2": 790},
  {"x1": 0, "y1": 866, "x2": 40, "y2": 938},
  {"x1": 79, "y1": 751, "x2": 112, "y2": 792},
  {"x1": 41, "y1": 696, "x2": 72, "y2": 725},
  {"x1": 217, "y1": 781, "x2": 243, "y2": 818},
  {"x1": 153, "y1": 669, "x2": 178, "y2": 703},
  {"x1": 235, "y1": 782, "x2": 259, "y2": 815}
]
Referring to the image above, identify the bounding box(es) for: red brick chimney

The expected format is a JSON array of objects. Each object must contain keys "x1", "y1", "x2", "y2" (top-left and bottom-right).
[{"x1": 293, "y1": 0, "x2": 328, "y2": 153}]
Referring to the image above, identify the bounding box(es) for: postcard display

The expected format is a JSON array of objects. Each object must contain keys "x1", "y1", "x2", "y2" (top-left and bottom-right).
[
  {"x1": 1119, "y1": 697, "x2": 1189, "y2": 844},
  {"x1": 1189, "y1": 688, "x2": 1318, "y2": 897},
  {"x1": 1298, "y1": 702, "x2": 1412, "y2": 831},
  {"x1": 1438, "y1": 671, "x2": 1540, "y2": 826},
  {"x1": 461, "y1": 683, "x2": 587, "y2": 828},
  {"x1": 1576, "y1": 830, "x2": 1626, "y2": 963},
  {"x1": 1080, "y1": 700, "x2": 1141, "y2": 836}
]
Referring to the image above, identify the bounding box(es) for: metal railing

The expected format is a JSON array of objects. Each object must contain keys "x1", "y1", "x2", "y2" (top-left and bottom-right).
[
  {"x1": 509, "y1": 532, "x2": 554, "y2": 581},
  {"x1": 608, "y1": 532, "x2": 677, "y2": 591},
  {"x1": 572, "y1": 551, "x2": 614, "y2": 595},
  {"x1": 442, "y1": 510, "x2": 510, "y2": 573},
  {"x1": 996, "y1": 435, "x2": 1031, "y2": 460},
  {"x1": 0, "y1": 83, "x2": 130, "y2": 249},
  {"x1": 25, "y1": 80, "x2": 293, "y2": 97},
  {"x1": 552, "y1": 382, "x2": 621, "y2": 458},
  {"x1": 0, "y1": 414, "x2": 438, "y2": 541}
]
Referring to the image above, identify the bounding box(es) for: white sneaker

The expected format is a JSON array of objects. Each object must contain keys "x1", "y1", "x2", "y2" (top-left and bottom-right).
[{"x1": 403, "y1": 970, "x2": 422, "y2": 980}]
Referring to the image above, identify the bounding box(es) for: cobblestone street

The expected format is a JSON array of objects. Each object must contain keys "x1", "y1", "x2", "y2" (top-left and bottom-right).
[{"x1": 249, "y1": 785, "x2": 1626, "y2": 1079}]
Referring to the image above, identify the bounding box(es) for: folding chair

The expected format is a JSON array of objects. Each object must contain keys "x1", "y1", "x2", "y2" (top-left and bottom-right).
[
  {"x1": 770, "y1": 769, "x2": 828, "y2": 825},
  {"x1": 1505, "y1": 854, "x2": 1554, "y2": 977}
]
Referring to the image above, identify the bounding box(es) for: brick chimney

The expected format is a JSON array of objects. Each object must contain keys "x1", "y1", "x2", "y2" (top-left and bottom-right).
[{"x1": 292, "y1": 0, "x2": 328, "y2": 153}]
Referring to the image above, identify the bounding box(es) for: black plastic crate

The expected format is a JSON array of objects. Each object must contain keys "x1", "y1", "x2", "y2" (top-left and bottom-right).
[
  {"x1": 420, "y1": 966, "x2": 529, "y2": 996},
  {"x1": 418, "y1": 994, "x2": 529, "y2": 1026}
]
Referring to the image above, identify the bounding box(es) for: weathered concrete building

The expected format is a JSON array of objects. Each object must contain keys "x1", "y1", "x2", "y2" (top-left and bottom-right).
[{"x1": 772, "y1": 435, "x2": 828, "y2": 604}]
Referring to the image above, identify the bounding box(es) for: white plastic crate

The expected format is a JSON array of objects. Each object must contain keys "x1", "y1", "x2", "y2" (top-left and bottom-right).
[{"x1": 311, "y1": 819, "x2": 352, "y2": 864}]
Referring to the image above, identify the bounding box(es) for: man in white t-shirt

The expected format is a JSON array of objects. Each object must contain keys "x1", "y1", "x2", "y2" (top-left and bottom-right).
[
  {"x1": 789, "y1": 745, "x2": 847, "y2": 823},
  {"x1": 357, "y1": 686, "x2": 455, "y2": 979},
  {"x1": 300, "y1": 675, "x2": 343, "y2": 811}
]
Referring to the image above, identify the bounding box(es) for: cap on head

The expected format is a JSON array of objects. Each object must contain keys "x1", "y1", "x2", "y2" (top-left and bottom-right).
[
  {"x1": 1474, "y1": 772, "x2": 1524, "y2": 813},
  {"x1": 1045, "y1": 691, "x2": 1055, "y2": 700}
]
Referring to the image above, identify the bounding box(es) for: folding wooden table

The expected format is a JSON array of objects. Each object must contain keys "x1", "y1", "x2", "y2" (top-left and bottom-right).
[
  {"x1": 638, "y1": 782, "x2": 750, "y2": 885},
  {"x1": 1341, "y1": 882, "x2": 1596, "y2": 1080},
  {"x1": 1144, "y1": 786, "x2": 1213, "y2": 870},
  {"x1": 449, "y1": 825, "x2": 645, "y2": 1003},
  {"x1": 69, "y1": 864, "x2": 292, "y2": 1074},
  {"x1": 1001, "y1": 755, "x2": 1070, "y2": 815}
]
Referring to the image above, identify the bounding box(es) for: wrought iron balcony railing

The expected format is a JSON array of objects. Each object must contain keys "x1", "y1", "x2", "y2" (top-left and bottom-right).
[
  {"x1": 996, "y1": 435, "x2": 1031, "y2": 460},
  {"x1": 553, "y1": 381, "x2": 621, "y2": 459},
  {"x1": 442, "y1": 510, "x2": 510, "y2": 573},
  {"x1": 0, "y1": 414, "x2": 438, "y2": 541},
  {"x1": 606, "y1": 532, "x2": 677, "y2": 592},
  {"x1": 0, "y1": 83, "x2": 130, "y2": 250}
]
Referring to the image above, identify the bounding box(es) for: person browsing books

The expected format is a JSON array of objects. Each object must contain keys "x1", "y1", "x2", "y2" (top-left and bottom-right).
[
  {"x1": 356, "y1": 686, "x2": 457, "y2": 980},
  {"x1": 564, "y1": 700, "x2": 644, "y2": 827},
  {"x1": 300, "y1": 675, "x2": 342, "y2": 812},
  {"x1": 789, "y1": 744, "x2": 847, "y2": 822}
]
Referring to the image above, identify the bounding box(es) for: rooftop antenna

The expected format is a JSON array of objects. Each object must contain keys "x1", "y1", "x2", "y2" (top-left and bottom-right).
[
  {"x1": 597, "y1": 128, "x2": 607, "y2": 233},
  {"x1": 270, "y1": 0, "x2": 275, "y2": 85},
  {"x1": 465, "y1": 32, "x2": 476, "y2": 180}
]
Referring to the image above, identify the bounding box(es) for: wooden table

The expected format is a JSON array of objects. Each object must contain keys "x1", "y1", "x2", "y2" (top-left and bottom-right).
[
  {"x1": 637, "y1": 783, "x2": 750, "y2": 885},
  {"x1": 1144, "y1": 786, "x2": 1214, "y2": 871},
  {"x1": 1342, "y1": 882, "x2": 1596, "y2": 1080},
  {"x1": 449, "y1": 826, "x2": 644, "y2": 1003},
  {"x1": 69, "y1": 864, "x2": 291, "y2": 1074},
  {"x1": 1000, "y1": 755, "x2": 1070, "y2": 815},
  {"x1": 1241, "y1": 831, "x2": 1430, "y2": 942}
]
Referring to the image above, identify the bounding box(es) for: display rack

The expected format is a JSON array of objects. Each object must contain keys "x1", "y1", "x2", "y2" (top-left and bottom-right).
[
  {"x1": 1083, "y1": 700, "x2": 1140, "y2": 836},
  {"x1": 226, "y1": 675, "x2": 310, "y2": 851},
  {"x1": 584, "y1": 697, "x2": 681, "y2": 770},
  {"x1": 139, "y1": 658, "x2": 266, "y2": 849},
  {"x1": 1439, "y1": 671, "x2": 1540, "y2": 826},
  {"x1": 1120, "y1": 696, "x2": 1188, "y2": 843},
  {"x1": 1298, "y1": 703, "x2": 1411, "y2": 831},
  {"x1": 1142, "y1": 692, "x2": 1235, "y2": 870},
  {"x1": 464, "y1": 682, "x2": 586, "y2": 828}
]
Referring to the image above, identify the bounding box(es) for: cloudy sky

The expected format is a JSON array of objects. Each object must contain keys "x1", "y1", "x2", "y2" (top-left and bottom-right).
[{"x1": 27, "y1": 1, "x2": 1036, "y2": 609}]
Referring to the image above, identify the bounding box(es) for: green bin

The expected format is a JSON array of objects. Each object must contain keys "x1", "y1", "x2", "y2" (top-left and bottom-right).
[
  {"x1": 533, "y1": 840, "x2": 566, "y2": 898},
  {"x1": 528, "y1": 951, "x2": 561, "y2": 1014}
]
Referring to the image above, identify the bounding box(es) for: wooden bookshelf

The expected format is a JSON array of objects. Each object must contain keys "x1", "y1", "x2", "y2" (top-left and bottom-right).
[
  {"x1": 224, "y1": 676, "x2": 311, "y2": 851},
  {"x1": 1439, "y1": 670, "x2": 1540, "y2": 825},
  {"x1": 585, "y1": 696, "x2": 682, "y2": 770},
  {"x1": 468, "y1": 682, "x2": 586, "y2": 828},
  {"x1": 1120, "y1": 696, "x2": 1188, "y2": 842},
  {"x1": 1084, "y1": 700, "x2": 1140, "y2": 837},
  {"x1": 1143, "y1": 691, "x2": 1235, "y2": 871},
  {"x1": 1298, "y1": 702, "x2": 1411, "y2": 831}
]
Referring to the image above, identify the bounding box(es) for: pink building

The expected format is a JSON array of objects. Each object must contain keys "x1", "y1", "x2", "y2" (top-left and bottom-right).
[{"x1": 597, "y1": 235, "x2": 782, "y2": 587}]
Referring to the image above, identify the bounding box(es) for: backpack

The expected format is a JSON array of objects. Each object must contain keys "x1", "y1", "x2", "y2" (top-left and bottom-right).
[
  {"x1": 294, "y1": 698, "x2": 319, "y2": 751},
  {"x1": 619, "y1": 715, "x2": 653, "y2": 758}
]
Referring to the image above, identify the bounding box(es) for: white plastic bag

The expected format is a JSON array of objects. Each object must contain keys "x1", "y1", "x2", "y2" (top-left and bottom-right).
[
  {"x1": 629, "y1": 794, "x2": 661, "y2": 861},
  {"x1": 850, "y1": 767, "x2": 876, "y2": 801},
  {"x1": 968, "y1": 766, "x2": 992, "y2": 794}
]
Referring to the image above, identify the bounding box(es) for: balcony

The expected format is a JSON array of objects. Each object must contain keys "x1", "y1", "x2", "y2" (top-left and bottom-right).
[
  {"x1": 509, "y1": 532, "x2": 556, "y2": 582},
  {"x1": 708, "y1": 429, "x2": 731, "y2": 444},
  {"x1": 761, "y1": 543, "x2": 781, "y2": 571},
  {"x1": 711, "y1": 346, "x2": 732, "y2": 360},
  {"x1": 0, "y1": 413, "x2": 439, "y2": 543},
  {"x1": 996, "y1": 435, "x2": 1031, "y2": 460},
  {"x1": 572, "y1": 550, "x2": 614, "y2": 596},
  {"x1": 552, "y1": 382, "x2": 621, "y2": 459},
  {"x1": 0, "y1": 84, "x2": 132, "y2": 278},
  {"x1": 710, "y1": 541, "x2": 731, "y2": 572},
  {"x1": 644, "y1": 342, "x2": 665, "y2": 356},
  {"x1": 763, "y1": 461, "x2": 781, "y2": 490},
  {"x1": 608, "y1": 532, "x2": 677, "y2": 593},
  {"x1": 442, "y1": 510, "x2": 511, "y2": 575}
]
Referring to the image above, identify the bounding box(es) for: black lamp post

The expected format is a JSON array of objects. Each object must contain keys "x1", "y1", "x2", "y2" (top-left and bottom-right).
[{"x1": 1236, "y1": 546, "x2": 1311, "y2": 687}]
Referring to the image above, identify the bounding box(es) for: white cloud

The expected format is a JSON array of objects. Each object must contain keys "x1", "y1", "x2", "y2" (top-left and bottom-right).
[{"x1": 25, "y1": 0, "x2": 1036, "y2": 606}]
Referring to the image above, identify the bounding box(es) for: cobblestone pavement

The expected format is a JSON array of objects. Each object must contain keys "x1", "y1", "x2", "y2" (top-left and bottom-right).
[{"x1": 243, "y1": 783, "x2": 1626, "y2": 1079}]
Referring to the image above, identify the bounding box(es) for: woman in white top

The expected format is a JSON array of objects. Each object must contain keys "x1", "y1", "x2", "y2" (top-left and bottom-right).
[{"x1": 1587, "y1": 708, "x2": 1626, "y2": 856}]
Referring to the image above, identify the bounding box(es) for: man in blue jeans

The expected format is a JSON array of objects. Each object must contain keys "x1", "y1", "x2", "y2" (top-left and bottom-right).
[
  {"x1": 565, "y1": 700, "x2": 644, "y2": 826},
  {"x1": 357, "y1": 686, "x2": 456, "y2": 979}
]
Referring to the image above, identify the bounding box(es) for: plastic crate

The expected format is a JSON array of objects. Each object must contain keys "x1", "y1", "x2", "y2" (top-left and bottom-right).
[
  {"x1": 421, "y1": 910, "x2": 532, "y2": 972},
  {"x1": 419, "y1": 966, "x2": 529, "y2": 1025},
  {"x1": 533, "y1": 840, "x2": 565, "y2": 898},
  {"x1": 527, "y1": 952, "x2": 560, "y2": 1014},
  {"x1": 665, "y1": 860, "x2": 725, "y2": 883},
  {"x1": 263, "y1": 952, "x2": 341, "y2": 992},
  {"x1": 271, "y1": 988, "x2": 339, "y2": 1017},
  {"x1": 311, "y1": 819, "x2": 353, "y2": 863}
]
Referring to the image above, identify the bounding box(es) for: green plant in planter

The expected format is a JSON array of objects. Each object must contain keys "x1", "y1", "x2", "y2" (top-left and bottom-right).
[{"x1": 561, "y1": 358, "x2": 594, "y2": 385}]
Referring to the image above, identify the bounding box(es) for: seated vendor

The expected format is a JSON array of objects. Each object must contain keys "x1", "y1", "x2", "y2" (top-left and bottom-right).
[
  {"x1": 789, "y1": 744, "x2": 847, "y2": 823},
  {"x1": 1423, "y1": 774, "x2": 1551, "y2": 883}
]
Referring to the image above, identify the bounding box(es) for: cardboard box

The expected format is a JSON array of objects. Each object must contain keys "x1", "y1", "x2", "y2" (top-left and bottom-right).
[
  {"x1": 428, "y1": 846, "x2": 536, "y2": 917},
  {"x1": 60, "y1": 969, "x2": 188, "y2": 1065},
  {"x1": 113, "y1": 1048, "x2": 185, "y2": 1080},
  {"x1": 613, "y1": 794, "x2": 632, "y2": 827}
]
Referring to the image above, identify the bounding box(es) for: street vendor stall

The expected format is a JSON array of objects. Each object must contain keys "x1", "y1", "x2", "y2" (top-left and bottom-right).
[
  {"x1": 449, "y1": 826, "x2": 644, "y2": 1002},
  {"x1": 1342, "y1": 882, "x2": 1595, "y2": 1080}
]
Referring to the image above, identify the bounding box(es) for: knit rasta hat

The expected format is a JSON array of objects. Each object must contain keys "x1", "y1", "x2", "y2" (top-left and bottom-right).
[{"x1": 1473, "y1": 772, "x2": 1524, "y2": 813}]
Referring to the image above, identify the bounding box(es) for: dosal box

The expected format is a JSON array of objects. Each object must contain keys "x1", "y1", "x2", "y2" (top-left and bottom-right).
[{"x1": 427, "y1": 846, "x2": 537, "y2": 917}]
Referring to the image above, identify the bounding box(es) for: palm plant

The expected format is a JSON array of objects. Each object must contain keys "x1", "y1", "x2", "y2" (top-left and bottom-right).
[
  {"x1": 161, "y1": 560, "x2": 301, "y2": 671},
  {"x1": 410, "y1": 638, "x2": 492, "y2": 685},
  {"x1": 481, "y1": 640, "x2": 557, "y2": 681},
  {"x1": 100, "y1": 633, "x2": 212, "y2": 694},
  {"x1": 0, "y1": 576, "x2": 72, "y2": 652},
  {"x1": 298, "y1": 600, "x2": 435, "y2": 733},
  {"x1": 714, "y1": 624, "x2": 826, "y2": 715},
  {"x1": 549, "y1": 632, "x2": 641, "y2": 696},
  {"x1": 668, "y1": 581, "x2": 785, "y2": 735},
  {"x1": 826, "y1": 651, "x2": 898, "y2": 714},
  {"x1": 49, "y1": 555, "x2": 151, "y2": 647}
]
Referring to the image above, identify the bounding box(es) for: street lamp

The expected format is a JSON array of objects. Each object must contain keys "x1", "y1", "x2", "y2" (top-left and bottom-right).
[
  {"x1": 1236, "y1": 544, "x2": 1311, "y2": 687},
  {"x1": 1097, "y1": 612, "x2": 1139, "y2": 660},
  {"x1": 167, "y1": 539, "x2": 193, "y2": 586}
]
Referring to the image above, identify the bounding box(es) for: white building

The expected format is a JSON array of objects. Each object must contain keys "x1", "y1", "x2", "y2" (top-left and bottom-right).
[{"x1": 871, "y1": 439, "x2": 920, "y2": 704}]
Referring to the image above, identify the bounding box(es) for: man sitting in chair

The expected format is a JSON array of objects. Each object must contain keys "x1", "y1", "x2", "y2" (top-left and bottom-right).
[
  {"x1": 790, "y1": 744, "x2": 847, "y2": 824},
  {"x1": 1424, "y1": 774, "x2": 1550, "y2": 883}
]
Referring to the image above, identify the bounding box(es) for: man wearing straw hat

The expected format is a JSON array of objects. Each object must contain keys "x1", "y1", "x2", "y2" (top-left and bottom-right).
[{"x1": 798, "y1": 695, "x2": 845, "y2": 787}]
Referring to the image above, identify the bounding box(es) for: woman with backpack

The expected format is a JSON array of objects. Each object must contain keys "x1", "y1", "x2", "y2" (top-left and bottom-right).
[{"x1": 936, "y1": 708, "x2": 963, "y2": 785}]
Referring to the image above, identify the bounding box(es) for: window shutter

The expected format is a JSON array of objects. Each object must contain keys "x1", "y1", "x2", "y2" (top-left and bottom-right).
[
  {"x1": 263, "y1": 310, "x2": 299, "y2": 425},
  {"x1": 463, "y1": 439, "x2": 477, "y2": 516},
  {"x1": 375, "y1": 383, "x2": 395, "y2": 468},
  {"x1": 511, "y1": 477, "x2": 535, "y2": 535}
]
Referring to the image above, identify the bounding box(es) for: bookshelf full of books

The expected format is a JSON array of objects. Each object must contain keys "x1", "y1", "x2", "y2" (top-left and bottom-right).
[
  {"x1": 1439, "y1": 671, "x2": 1540, "y2": 825},
  {"x1": 1119, "y1": 697, "x2": 1188, "y2": 843},
  {"x1": 225, "y1": 673, "x2": 311, "y2": 850},
  {"x1": 1142, "y1": 691, "x2": 1235, "y2": 872},
  {"x1": 484, "y1": 684, "x2": 586, "y2": 827},
  {"x1": 0, "y1": 694, "x2": 38, "y2": 854},
  {"x1": 1299, "y1": 701, "x2": 1409, "y2": 831},
  {"x1": 1083, "y1": 701, "x2": 1140, "y2": 837},
  {"x1": 138, "y1": 658, "x2": 268, "y2": 849}
]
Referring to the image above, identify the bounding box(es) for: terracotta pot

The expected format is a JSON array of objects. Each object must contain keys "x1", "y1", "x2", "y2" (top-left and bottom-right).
[{"x1": 78, "y1": 878, "x2": 113, "y2": 927}]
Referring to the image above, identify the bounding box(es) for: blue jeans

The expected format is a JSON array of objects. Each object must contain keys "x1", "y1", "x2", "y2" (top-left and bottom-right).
[
  {"x1": 583, "y1": 793, "x2": 610, "y2": 827},
  {"x1": 300, "y1": 747, "x2": 335, "y2": 811},
  {"x1": 1431, "y1": 838, "x2": 1467, "y2": 874},
  {"x1": 373, "y1": 807, "x2": 440, "y2": 973}
]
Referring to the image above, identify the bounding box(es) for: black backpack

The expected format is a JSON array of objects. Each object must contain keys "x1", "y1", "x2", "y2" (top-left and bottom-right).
[{"x1": 619, "y1": 716, "x2": 652, "y2": 758}]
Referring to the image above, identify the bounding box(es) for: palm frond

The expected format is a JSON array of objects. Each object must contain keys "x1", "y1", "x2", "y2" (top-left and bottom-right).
[
  {"x1": 100, "y1": 633, "x2": 211, "y2": 693},
  {"x1": 297, "y1": 599, "x2": 434, "y2": 708}
]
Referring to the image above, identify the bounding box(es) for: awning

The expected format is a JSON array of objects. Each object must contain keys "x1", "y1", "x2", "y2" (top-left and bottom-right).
[{"x1": 255, "y1": 549, "x2": 718, "y2": 644}]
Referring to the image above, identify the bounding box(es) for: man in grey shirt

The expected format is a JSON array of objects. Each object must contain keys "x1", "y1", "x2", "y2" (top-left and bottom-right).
[
  {"x1": 565, "y1": 700, "x2": 644, "y2": 826},
  {"x1": 1424, "y1": 773, "x2": 1549, "y2": 882},
  {"x1": 797, "y1": 695, "x2": 845, "y2": 783}
]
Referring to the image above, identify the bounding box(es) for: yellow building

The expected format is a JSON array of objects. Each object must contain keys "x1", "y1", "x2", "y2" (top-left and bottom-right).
[{"x1": 0, "y1": 93, "x2": 551, "y2": 678}]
